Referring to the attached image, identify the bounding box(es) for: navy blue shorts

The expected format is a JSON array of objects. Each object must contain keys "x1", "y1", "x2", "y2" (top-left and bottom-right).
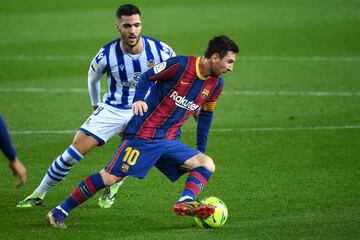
[{"x1": 105, "y1": 138, "x2": 200, "y2": 182}]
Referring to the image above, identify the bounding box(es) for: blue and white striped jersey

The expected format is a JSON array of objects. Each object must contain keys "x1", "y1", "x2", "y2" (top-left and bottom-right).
[{"x1": 89, "y1": 36, "x2": 175, "y2": 109}]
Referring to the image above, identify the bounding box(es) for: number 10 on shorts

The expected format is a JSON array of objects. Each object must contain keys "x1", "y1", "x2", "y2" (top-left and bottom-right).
[{"x1": 123, "y1": 147, "x2": 140, "y2": 165}]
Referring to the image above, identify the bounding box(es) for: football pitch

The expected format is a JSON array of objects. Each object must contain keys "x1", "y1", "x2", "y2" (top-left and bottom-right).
[{"x1": 0, "y1": 0, "x2": 359, "y2": 239}]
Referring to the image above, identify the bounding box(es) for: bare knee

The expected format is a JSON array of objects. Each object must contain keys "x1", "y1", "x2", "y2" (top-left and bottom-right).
[
  {"x1": 100, "y1": 170, "x2": 123, "y2": 186},
  {"x1": 201, "y1": 155, "x2": 215, "y2": 173},
  {"x1": 184, "y1": 154, "x2": 215, "y2": 173}
]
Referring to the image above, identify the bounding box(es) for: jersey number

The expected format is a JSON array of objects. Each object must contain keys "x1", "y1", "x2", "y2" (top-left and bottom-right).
[
  {"x1": 123, "y1": 147, "x2": 140, "y2": 165},
  {"x1": 93, "y1": 107, "x2": 104, "y2": 116}
]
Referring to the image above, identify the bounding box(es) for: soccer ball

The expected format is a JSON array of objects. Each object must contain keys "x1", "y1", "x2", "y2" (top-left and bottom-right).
[{"x1": 194, "y1": 197, "x2": 228, "y2": 228}]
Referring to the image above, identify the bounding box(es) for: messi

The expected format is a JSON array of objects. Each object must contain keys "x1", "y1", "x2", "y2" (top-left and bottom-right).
[{"x1": 170, "y1": 91, "x2": 200, "y2": 111}]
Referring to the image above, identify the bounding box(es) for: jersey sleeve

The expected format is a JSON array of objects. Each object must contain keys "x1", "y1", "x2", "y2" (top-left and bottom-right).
[
  {"x1": 0, "y1": 115, "x2": 17, "y2": 161},
  {"x1": 89, "y1": 47, "x2": 108, "y2": 74},
  {"x1": 88, "y1": 69, "x2": 102, "y2": 106},
  {"x1": 196, "y1": 78, "x2": 224, "y2": 153},
  {"x1": 133, "y1": 57, "x2": 181, "y2": 102},
  {"x1": 87, "y1": 47, "x2": 108, "y2": 106},
  {"x1": 159, "y1": 41, "x2": 176, "y2": 60}
]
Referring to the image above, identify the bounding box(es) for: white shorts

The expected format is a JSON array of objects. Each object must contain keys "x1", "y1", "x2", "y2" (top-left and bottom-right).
[{"x1": 79, "y1": 102, "x2": 133, "y2": 145}]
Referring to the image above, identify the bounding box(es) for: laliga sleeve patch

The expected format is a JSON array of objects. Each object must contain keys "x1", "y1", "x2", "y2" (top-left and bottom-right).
[
  {"x1": 91, "y1": 60, "x2": 99, "y2": 72},
  {"x1": 153, "y1": 62, "x2": 167, "y2": 74}
]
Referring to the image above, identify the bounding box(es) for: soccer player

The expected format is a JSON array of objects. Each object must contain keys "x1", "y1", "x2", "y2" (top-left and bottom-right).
[
  {"x1": 45, "y1": 35, "x2": 239, "y2": 229},
  {"x1": 0, "y1": 114, "x2": 27, "y2": 187},
  {"x1": 17, "y1": 4, "x2": 175, "y2": 208}
]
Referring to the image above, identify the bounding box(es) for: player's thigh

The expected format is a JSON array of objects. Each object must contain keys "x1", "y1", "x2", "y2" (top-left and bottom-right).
[
  {"x1": 79, "y1": 103, "x2": 133, "y2": 145},
  {"x1": 155, "y1": 140, "x2": 200, "y2": 182},
  {"x1": 105, "y1": 138, "x2": 164, "y2": 179},
  {"x1": 72, "y1": 131, "x2": 99, "y2": 155}
]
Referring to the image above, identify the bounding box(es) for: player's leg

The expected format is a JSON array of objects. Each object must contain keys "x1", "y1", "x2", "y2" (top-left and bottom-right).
[
  {"x1": 46, "y1": 138, "x2": 162, "y2": 229},
  {"x1": 35, "y1": 131, "x2": 98, "y2": 193},
  {"x1": 17, "y1": 131, "x2": 99, "y2": 207},
  {"x1": 174, "y1": 154, "x2": 216, "y2": 217},
  {"x1": 100, "y1": 138, "x2": 165, "y2": 207},
  {"x1": 46, "y1": 170, "x2": 122, "y2": 229},
  {"x1": 17, "y1": 104, "x2": 119, "y2": 208},
  {"x1": 97, "y1": 108, "x2": 133, "y2": 209},
  {"x1": 178, "y1": 153, "x2": 215, "y2": 202},
  {"x1": 98, "y1": 176, "x2": 127, "y2": 208},
  {"x1": 156, "y1": 140, "x2": 215, "y2": 218}
]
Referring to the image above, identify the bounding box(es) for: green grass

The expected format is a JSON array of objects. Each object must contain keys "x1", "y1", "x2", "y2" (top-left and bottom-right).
[{"x1": 0, "y1": 0, "x2": 360, "y2": 239}]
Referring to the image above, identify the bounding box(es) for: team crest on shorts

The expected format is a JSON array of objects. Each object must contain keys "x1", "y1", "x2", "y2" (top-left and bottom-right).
[
  {"x1": 147, "y1": 60, "x2": 155, "y2": 68},
  {"x1": 121, "y1": 164, "x2": 129, "y2": 173},
  {"x1": 201, "y1": 89, "x2": 210, "y2": 99}
]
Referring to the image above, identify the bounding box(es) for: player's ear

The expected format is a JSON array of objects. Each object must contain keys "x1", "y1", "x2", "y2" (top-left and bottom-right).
[
  {"x1": 211, "y1": 53, "x2": 220, "y2": 63},
  {"x1": 115, "y1": 19, "x2": 123, "y2": 32},
  {"x1": 115, "y1": 23, "x2": 120, "y2": 32}
]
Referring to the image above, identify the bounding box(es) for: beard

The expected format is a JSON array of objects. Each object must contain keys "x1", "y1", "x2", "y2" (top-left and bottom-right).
[
  {"x1": 210, "y1": 69, "x2": 222, "y2": 77},
  {"x1": 124, "y1": 34, "x2": 140, "y2": 48}
]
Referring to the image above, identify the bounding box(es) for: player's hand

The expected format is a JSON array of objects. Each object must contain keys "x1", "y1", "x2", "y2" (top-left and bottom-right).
[
  {"x1": 9, "y1": 158, "x2": 27, "y2": 188},
  {"x1": 132, "y1": 101, "x2": 148, "y2": 116},
  {"x1": 193, "y1": 107, "x2": 201, "y2": 122}
]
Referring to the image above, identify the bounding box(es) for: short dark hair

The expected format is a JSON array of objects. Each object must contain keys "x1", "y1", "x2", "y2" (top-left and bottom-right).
[
  {"x1": 204, "y1": 35, "x2": 239, "y2": 59},
  {"x1": 116, "y1": 4, "x2": 141, "y2": 19}
]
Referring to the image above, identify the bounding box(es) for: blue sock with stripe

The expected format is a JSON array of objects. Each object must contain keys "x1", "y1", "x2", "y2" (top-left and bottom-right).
[
  {"x1": 178, "y1": 167, "x2": 212, "y2": 203},
  {"x1": 35, "y1": 145, "x2": 84, "y2": 196},
  {"x1": 58, "y1": 172, "x2": 105, "y2": 215}
]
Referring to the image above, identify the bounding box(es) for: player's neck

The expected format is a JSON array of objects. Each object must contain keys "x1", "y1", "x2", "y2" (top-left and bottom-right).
[
  {"x1": 199, "y1": 56, "x2": 212, "y2": 78},
  {"x1": 121, "y1": 38, "x2": 143, "y2": 55}
]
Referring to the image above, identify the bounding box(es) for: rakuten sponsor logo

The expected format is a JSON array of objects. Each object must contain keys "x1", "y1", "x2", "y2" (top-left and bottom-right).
[{"x1": 170, "y1": 91, "x2": 199, "y2": 111}]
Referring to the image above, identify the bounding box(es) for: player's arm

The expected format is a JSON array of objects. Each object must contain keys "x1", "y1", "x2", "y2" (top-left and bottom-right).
[
  {"x1": 0, "y1": 115, "x2": 27, "y2": 187},
  {"x1": 196, "y1": 103, "x2": 215, "y2": 153},
  {"x1": 88, "y1": 70, "x2": 102, "y2": 111},
  {"x1": 192, "y1": 107, "x2": 201, "y2": 121},
  {"x1": 9, "y1": 157, "x2": 27, "y2": 188},
  {"x1": 132, "y1": 57, "x2": 181, "y2": 116},
  {"x1": 88, "y1": 47, "x2": 108, "y2": 111},
  {"x1": 196, "y1": 79, "x2": 224, "y2": 153}
]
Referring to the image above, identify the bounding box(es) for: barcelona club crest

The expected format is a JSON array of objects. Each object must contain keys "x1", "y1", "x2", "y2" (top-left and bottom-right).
[
  {"x1": 201, "y1": 89, "x2": 210, "y2": 99},
  {"x1": 121, "y1": 164, "x2": 129, "y2": 173}
]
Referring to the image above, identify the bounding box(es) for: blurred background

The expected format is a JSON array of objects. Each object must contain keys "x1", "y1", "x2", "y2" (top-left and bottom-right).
[{"x1": 0, "y1": 0, "x2": 359, "y2": 239}]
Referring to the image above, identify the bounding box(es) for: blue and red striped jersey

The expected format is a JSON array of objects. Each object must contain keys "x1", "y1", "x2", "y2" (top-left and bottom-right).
[{"x1": 123, "y1": 56, "x2": 224, "y2": 140}]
